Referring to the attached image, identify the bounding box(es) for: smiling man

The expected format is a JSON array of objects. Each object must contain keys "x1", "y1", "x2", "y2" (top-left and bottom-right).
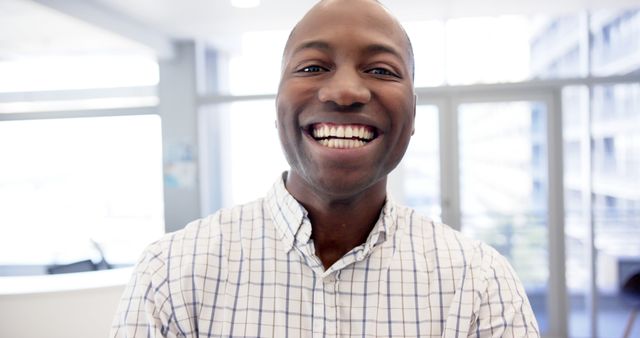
[
  {"x1": 276, "y1": 0, "x2": 416, "y2": 270},
  {"x1": 111, "y1": 1, "x2": 539, "y2": 337}
]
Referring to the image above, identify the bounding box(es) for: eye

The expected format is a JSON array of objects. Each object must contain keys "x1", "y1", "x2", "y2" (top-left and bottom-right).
[
  {"x1": 297, "y1": 65, "x2": 328, "y2": 73},
  {"x1": 367, "y1": 67, "x2": 399, "y2": 77}
]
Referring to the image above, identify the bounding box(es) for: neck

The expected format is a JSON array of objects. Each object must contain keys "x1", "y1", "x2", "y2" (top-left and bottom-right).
[{"x1": 285, "y1": 172, "x2": 387, "y2": 269}]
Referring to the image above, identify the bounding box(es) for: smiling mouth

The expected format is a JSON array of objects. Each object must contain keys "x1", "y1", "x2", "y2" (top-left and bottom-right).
[{"x1": 309, "y1": 123, "x2": 377, "y2": 149}]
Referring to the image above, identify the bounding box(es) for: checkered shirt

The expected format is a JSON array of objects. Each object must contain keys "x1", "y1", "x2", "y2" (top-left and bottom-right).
[{"x1": 111, "y1": 174, "x2": 539, "y2": 337}]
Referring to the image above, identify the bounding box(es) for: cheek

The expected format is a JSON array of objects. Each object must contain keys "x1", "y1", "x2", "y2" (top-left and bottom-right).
[
  {"x1": 385, "y1": 105, "x2": 415, "y2": 160},
  {"x1": 275, "y1": 103, "x2": 304, "y2": 166}
]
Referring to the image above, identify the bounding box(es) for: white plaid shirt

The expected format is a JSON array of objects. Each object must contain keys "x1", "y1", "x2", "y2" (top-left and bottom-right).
[{"x1": 111, "y1": 174, "x2": 539, "y2": 338}]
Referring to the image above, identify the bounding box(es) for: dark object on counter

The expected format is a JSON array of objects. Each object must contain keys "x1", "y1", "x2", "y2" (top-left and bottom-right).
[{"x1": 622, "y1": 271, "x2": 640, "y2": 338}]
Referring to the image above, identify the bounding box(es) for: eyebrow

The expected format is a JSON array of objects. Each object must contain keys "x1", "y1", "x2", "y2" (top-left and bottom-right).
[
  {"x1": 363, "y1": 43, "x2": 406, "y2": 62},
  {"x1": 292, "y1": 40, "x2": 405, "y2": 62},
  {"x1": 292, "y1": 40, "x2": 331, "y2": 55}
]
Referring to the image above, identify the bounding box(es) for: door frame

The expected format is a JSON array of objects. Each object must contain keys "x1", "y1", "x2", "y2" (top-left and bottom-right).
[{"x1": 415, "y1": 86, "x2": 567, "y2": 338}]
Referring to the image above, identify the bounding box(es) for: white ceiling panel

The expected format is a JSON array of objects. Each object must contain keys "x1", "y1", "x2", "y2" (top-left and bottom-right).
[
  {"x1": 1, "y1": 0, "x2": 639, "y2": 59},
  {"x1": 0, "y1": 0, "x2": 154, "y2": 60}
]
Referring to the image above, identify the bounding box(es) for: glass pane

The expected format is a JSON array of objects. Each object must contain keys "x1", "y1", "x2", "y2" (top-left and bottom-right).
[
  {"x1": 402, "y1": 105, "x2": 441, "y2": 221},
  {"x1": 458, "y1": 101, "x2": 549, "y2": 332},
  {"x1": 592, "y1": 83, "x2": 640, "y2": 338},
  {"x1": 0, "y1": 115, "x2": 164, "y2": 268},
  {"x1": 562, "y1": 85, "x2": 591, "y2": 338},
  {"x1": 0, "y1": 55, "x2": 158, "y2": 92},
  {"x1": 564, "y1": 83, "x2": 640, "y2": 338},
  {"x1": 216, "y1": 100, "x2": 288, "y2": 206},
  {"x1": 403, "y1": 21, "x2": 446, "y2": 87},
  {"x1": 225, "y1": 31, "x2": 288, "y2": 95},
  {"x1": 591, "y1": 9, "x2": 640, "y2": 76},
  {"x1": 530, "y1": 15, "x2": 586, "y2": 79},
  {"x1": 446, "y1": 16, "x2": 532, "y2": 84}
]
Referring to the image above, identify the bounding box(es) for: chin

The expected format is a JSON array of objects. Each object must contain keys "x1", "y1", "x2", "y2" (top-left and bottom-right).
[{"x1": 311, "y1": 170, "x2": 385, "y2": 199}]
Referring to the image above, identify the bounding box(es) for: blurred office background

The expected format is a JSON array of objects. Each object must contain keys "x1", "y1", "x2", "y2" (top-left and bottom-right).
[{"x1": 0, "y1": 0, "x2": 639, "y2": 337}]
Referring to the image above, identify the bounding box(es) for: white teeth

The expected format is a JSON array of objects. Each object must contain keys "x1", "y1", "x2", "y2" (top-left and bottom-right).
[
  {"x1": 312, "y1": 124, "x2": 374, "y2": 140},
  {"x1": 318, "y1": 137, "x2": 368, "y2": 149},
  {"x1": 311, "y1": 124, "x2": 376, "y2": 149},
  {"x1": 345, "y1": 126, "x2": 353, "y2": 138}
]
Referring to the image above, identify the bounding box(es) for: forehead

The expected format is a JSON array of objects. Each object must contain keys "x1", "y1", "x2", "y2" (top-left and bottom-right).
[{"x1": 284, "y1": 0, "x2": 409, "y2": 61}]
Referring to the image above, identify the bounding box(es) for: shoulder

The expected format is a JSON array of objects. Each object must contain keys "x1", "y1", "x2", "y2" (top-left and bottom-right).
[
  {"x1": 396, "y1": 205, "x2": 510, "y2": 277},
  {"x1": 136, "y1": 198, "x2": 269, "y2": 276},
  {"x1": 397, "y1": 207, "x2": 539, "y2": 333},
  {"x1": 396, "y1": 205, "x2": 482, "y2": 257}
]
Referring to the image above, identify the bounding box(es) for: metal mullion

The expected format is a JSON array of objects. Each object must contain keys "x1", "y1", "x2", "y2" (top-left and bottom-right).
[
  {"x1": 584, "y1": 84, "x2": 597, "y2": 338},
  {"x1": 547, "y1": 89, "x2": 569, "y2": 338},
  {"x1": 440, "y1": 96, "x2": 462, "y2": 230},
  {"x1": 439, "y1": 96, "x2": 461, "y2": 230}
]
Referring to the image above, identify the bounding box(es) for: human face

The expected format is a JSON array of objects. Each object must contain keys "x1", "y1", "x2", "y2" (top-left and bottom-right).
[{"x1": 276, "y1": 0, "x2": 415, "y2": 200}]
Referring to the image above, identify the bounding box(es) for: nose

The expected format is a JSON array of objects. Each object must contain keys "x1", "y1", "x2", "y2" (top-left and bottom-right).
[{"x1": 318, "y1": 68, "x2": 371, "y2": 107}]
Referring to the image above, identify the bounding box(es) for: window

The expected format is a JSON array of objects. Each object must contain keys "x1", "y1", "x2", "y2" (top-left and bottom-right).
[
  {"x1": 0, "y1": 115, "x2": 164, "y2": 268},
  {"x1": 402, "y1": 105, "x2": 441, "y2": 221},
  {"x1": 225, "y1": 31, "x2": 289, "y2": 95},
  {"x1": 0, "y1": 55, "x2": 158, "y2": 93},
  {"x1": 563, "y1": 82, "x2": 640, "y2": 338},
  {"x1": 458, "y1": 101, "x2": 549, "y2": 330},
  {"x1": 205, "y1": 100, "x2": 288, "y2": 207},
  {"x1": 445, "y1": 16, "x2": 531, "y2": 84}
]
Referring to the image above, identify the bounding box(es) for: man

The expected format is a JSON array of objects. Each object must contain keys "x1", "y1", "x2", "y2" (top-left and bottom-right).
[{"x1": 111, "y1": 0, "x2": 539, "y2": 337}]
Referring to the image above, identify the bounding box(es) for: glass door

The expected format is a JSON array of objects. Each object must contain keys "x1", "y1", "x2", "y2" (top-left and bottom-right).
[
  {"x1": 455, "y1": 97, "x2": 555, "y2": 334},
  {"x1": 402, "y1": 104, "x2": 442, "y2": 221}
]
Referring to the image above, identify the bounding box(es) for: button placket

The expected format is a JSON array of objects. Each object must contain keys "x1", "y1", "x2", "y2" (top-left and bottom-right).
[
  {"x1": 322, "y1": 273, "x2": 338, "y2": 337},
  {"x1": 312, "y1": 276, "x2": 325, "y2": 337}
]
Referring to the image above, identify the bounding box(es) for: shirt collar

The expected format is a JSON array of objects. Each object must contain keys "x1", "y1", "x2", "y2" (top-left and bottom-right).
[
  {"x1": 266, "y1": 172, "x2": 398, "y2": 255},
  {"x1": 266, "y1": 172, "x2": 307, "y2": 253}
]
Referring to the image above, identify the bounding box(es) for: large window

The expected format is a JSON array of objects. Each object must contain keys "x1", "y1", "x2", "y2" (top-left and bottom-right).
[
  {"x1": 0, "y1": 115, "x2": 164, "y2": 269},
  {"x1": 218, "y1": 100, "x2": 288, "y2": 206},
  {"x1": 0, "y1": 2, "x2": 163, "y2": 273},
  {"x1": 0, "y1": 55, "x2": 158, "y2": 93},
  {"x1": 458, "y1": 101, "x2": 549, "y2": 330},
  {"x1": 402, "y1": 105, "x2": 441, "y2": 221},
  {"x1": 563, "y1": 83, "x2": 640, "y2": 338}
]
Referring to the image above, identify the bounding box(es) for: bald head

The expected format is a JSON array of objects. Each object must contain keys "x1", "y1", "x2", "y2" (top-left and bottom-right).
[{"x1": 282, "y1": 0, "x2": 415, "y2": 81}]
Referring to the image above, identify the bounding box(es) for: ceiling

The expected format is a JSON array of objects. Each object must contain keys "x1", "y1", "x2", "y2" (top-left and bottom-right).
[
  {"x1": 1, "y1": 0, "x2": 640, "y2": 60},
  {"x1": 97, "y1": 0, "x2": 640, "y2": 36},
  {"x1": 0, "y1": 0, "x2": 153, "y2": 60}
]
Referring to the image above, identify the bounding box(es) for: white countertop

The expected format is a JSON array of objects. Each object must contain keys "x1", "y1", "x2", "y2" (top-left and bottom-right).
[{"x1": 0, "y1": 267, "x2": 132, "y2": 295}]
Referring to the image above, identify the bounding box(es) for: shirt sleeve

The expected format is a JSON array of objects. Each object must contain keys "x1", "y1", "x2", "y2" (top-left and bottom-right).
[
  {"x1": 109, "y1": 241, "x2": 181, "y2": 338},
  {"x1": 469, "y1": 245, "x2": 540, "y2": 338}
]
